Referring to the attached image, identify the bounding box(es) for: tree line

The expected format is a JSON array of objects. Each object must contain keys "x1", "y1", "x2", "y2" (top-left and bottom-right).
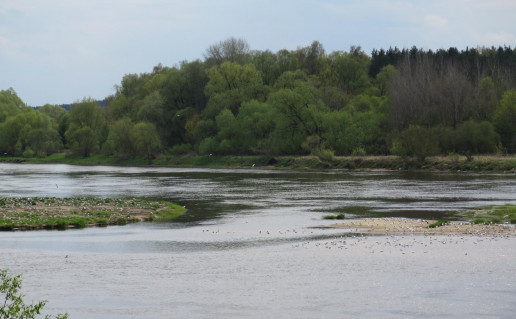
[{"x1": 1, "y1": 38, "x2": 515, "y2": 161}]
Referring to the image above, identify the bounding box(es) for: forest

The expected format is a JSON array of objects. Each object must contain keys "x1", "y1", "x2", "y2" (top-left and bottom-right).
[{"x1": 1, "y1": 38, "x2": 516, "y2": 162}]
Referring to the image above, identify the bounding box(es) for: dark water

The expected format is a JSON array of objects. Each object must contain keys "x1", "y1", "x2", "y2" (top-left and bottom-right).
[{"x1": 0, "y1": 163, "x2": 515, "y2": 318}]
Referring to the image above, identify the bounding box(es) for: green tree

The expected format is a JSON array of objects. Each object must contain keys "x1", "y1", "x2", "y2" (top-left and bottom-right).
[
  {"x1": 0, "y1": 111, "x2": 62, "y2": 157},
  {"x1": 64, "y1": 99, "x2": 107, "y2": 156},
  {"x1": 235, "y1": 100, "x2": 276, "y2": 153},
  {"x1": 390, "y1": 126, "x2": 440, "y2": 162},
  {"x1": 328, "y1": 47, "x2": 371, "y2": 95},
  {"x1": 204, "y1": 62, "x2": 266, "y2": 116},
  {"x1": 134, "y1": 122, "x2": 161, "y2": 163},
  {"x1": 375, "y1": 64, "x2": 396, "y2": 96},
  {"x1": 493, "y1": 90, "x2": 516, "y2": 152},
  {"x1": 37, "y1": 105, "x2": 66, "y2": 123},
  {"x1": 106, "y1": 118, "x2": 137, "y2": 158},
  {"x1": 455, "y1": 120, "x2": 499, "y2": 159},
  {"x1": 0, "y1": 88, "x2": 26, "y2": 123},
  {"x1": 267, "y1": 86, "x2": 325, "y2": 154},
  {"x1": 1, "y1": 269, "x2": 68, "y2": 319}
]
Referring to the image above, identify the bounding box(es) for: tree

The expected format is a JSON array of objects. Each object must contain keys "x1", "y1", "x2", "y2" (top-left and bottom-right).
[
  {"x1": 0, "y1": 88, "x2": 26, "y2": 123},
  {"x1": 37, "y1": 105, "x2": 66, "y2": 123},
  {"x1": 204, "y1": 37, "x2": 251, "y2": 66},
  {"x1": 134, "y1": 122, "x2": 161, "y2": 163},
  {"x1": 0, "y1": 111, "x2": 62, "y2": 157},
  {"x1": 455, "y1": 120, "x2": 499, "y2": 159},
  {"x1": 375, "y1": 65, "x2": 396, "y2": 96},
  {"x1": 389, "y1": 126, "x2": 440, "y2": 162},
  {"x1": 106, "y1": 118, "x2": 137, "y2": 158},
  {"x1": 295, "y1": 41, "x2": 325, "y2": 75},
  {"x1": 493, "y1": 90, "x2": 516, "y2": 152},
  {"x1": 1, "y1": 269, "x2": 67, "y2": 319},
  {"x1": 328, "y1": 47, "x2": 371, "y2": 95},
  {"x1": 64, "y1": 99, "x2": 107, "y2": 157},
  {"x1": 204, "y1": 62, "x2": 266, "y2": 116}
]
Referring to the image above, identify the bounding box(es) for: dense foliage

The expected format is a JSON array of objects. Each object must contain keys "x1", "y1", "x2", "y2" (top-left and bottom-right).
[{"x1": 1, "y1": 39, "x2": 516, "y2": 160}]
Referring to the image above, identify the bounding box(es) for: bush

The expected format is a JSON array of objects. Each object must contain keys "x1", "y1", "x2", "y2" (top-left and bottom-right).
[
  {"x1": 168, "y1": 144, "x2": 193, "y2": 155},
  {"x1": 390, "y1": 126, "x2": 440, "y2": 162},
  {"x1": 1, "y1": 269, "x2": 68, "y2": 319},
  {"x1": 314, "y1": 149, "x2": 334, "y2": 162},
  {"x1": 351, "y1": 146, "x2": 367, "y2": 156},
  {"x1": 455, "y1": 120, "x2": 499, "y2": 158},
  {"x1": 428, "y1": 220, "x2": 449, "y2": 228},
  {"x1": 323, "y1": 213, "x2": 345, "y2": 220}
]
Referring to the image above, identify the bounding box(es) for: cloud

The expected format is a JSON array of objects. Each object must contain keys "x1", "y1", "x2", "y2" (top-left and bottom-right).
[
  {"x1": 483, "y1": 31, "x2": 516, "y2": 44},
  {"x1": 425, "y1": 14, "x2": 448, "y2": 28}
]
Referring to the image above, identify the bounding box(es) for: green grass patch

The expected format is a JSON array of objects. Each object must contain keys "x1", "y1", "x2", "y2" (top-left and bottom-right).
[
  {"x1": 323, "y1": 213, "x2": 346, "y2": 220},
  {"x1": 454, "y1": 204, "x2": 516, "y2": 225},
  {"x1": 473, "y1": 218, "x2": 492, "y2": 225},
  {"x1": 428, "y1": 220, "x2": 449, "y2": 228},
  {"x1": 0, "y1": 197, "x2": 187, "y2": 231},
  {"x1": 153, "y1": 203, "x2": 187, "y2": 221}
]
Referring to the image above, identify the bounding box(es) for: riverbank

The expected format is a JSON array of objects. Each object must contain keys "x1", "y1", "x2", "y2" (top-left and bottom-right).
[
  {"x1": 324, "y1": 217, "x2": 516, "y2": 237},
  {"x1": 2, "y1": 153, "x2": 516, "y2": 172},
  {"x1": 0, "y1": 197, "x2": 186, "y2": 231}
]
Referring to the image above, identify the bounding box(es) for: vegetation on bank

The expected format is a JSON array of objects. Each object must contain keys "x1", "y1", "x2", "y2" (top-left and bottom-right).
[
  {"x1": 2, "y1": 153, "x2": 516, "y2": 172},
  {"x1": 0, "y1": 197, "x2": 186, "y2": 231},
  {"x1": 1, "y1": 38, "x2": 516, "y2": 164},
  {"x1": 456, "y1": 204, "x2": 516, "y2": 225}
]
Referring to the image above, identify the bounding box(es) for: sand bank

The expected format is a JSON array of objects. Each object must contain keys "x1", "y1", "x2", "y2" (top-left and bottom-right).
[{"x1": 325, "y1": 217, "x2": 516, "y2": 237}]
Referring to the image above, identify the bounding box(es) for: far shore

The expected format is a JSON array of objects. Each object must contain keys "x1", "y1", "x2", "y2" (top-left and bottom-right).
[
  {"x1": 1, "y1": 153, "x2": 516, "y2": 172},
  {"x1": 323, "y1": 217, "x2": 516, "y2": 237}
]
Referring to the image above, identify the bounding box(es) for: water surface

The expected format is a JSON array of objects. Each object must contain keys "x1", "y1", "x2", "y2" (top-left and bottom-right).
[{"x1": 0, "y1": 163, "x2": 515, "y2": 318}]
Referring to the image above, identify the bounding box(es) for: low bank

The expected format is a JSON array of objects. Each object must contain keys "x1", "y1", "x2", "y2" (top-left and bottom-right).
[
  {"x1": 0, "y1": 197, "x2": 186, "y2": 231},
  {"x1": 1, "y1": 154, "x2": 516, "y2": 172}
]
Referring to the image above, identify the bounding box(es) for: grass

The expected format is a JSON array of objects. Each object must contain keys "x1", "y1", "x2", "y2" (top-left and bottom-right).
[
  {"x1": 428, "y1": 220, "x2": 449, "y2": 228},
  {"x1": 323, "y1": 213, "x2": 346, "y2": 220},
  {"x1": 0, "y1": 197, "x2": 187, "y2": 231},
  {"x1": 456, "y1": 204, "x2": 516, "y2": 224},
  {"x1": 3, "y1": 153, "x2": 516, "y2": 172}
]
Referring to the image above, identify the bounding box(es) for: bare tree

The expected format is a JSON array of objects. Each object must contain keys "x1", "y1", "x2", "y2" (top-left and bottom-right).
[{"x1": 204, "y1": 37, "x2": 251, "y2": 66}]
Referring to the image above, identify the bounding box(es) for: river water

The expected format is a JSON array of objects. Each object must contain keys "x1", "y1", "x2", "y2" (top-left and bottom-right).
[{"x1": 0, "y1": 163, "x2": 515, "y2": 318}]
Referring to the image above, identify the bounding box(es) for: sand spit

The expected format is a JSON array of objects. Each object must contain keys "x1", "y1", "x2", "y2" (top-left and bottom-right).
[{"x1": 325, "y1": 217, "x2": 516, "y2": 237}]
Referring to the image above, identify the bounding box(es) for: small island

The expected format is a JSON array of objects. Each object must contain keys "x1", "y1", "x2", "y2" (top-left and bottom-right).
[
  {"x1": 0, "y1": 197, "x2": 186, "y2": 231},
  {"x1": 323, "y1": 204, "x2": 516, "y2": 236}
]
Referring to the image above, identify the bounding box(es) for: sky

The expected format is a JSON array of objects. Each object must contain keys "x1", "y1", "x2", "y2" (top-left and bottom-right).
[{"x1": 1, "y1": 0, "x2": 515, "y2": 106}]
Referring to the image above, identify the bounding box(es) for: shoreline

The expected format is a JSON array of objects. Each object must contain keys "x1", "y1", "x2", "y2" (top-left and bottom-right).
[
  {"x1": 1, "y1": 154, "x2": 516, "y2": 172},
  {"x1": 324, "y1": 217, "x2": 516, "y2": 237}
]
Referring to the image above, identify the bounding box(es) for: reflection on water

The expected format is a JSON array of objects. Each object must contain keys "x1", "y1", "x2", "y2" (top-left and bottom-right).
[{"x1": 0, "y1": 163, "x2": 515, "y2": 318}]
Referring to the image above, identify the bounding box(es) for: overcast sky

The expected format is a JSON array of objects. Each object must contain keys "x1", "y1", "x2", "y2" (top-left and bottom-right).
[{"x1": 1, "y1": 0, "x2": 515, "y2": 106}]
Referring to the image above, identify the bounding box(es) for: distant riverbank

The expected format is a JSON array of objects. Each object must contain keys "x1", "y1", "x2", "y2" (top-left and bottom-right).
[{"x1": 1, "y1": 153, "x2": 516, "y2": 172}]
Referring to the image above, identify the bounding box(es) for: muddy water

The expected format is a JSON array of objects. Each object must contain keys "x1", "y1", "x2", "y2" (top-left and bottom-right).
[{"x1": 0, "y1": 163, "x2": 515, "y2": 318}]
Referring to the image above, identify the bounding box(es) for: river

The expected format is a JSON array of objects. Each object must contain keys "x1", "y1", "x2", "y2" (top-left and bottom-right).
[{"x1": 0, "y1": 163, "x2": 515, "y2": 318}]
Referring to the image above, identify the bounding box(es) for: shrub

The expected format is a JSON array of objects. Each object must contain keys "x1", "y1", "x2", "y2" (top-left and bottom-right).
[
  {"x1": 428, "y1": 220, "x2": 449, "y2": 228},
  {"x1": 473, "y1": 218, "x2": 491, "y2": 225},
  {"x1": 390, "y1": 126, "x2": 440, "y2": 162},
  {"x1": 314, "y1": 149, "x2": 334, "y2": 162},
  {"x1": 1, "y1": 269, "x2": 68, "y2": 319},
  {"x1": 71, "y1": 218, "x2": 88, "y2": 228},
  {"x1": 351, "y1": 146, "x2": 367, "y2": 156},
  {"x1": 323, "y1": 213, "x2": 346, "y2": 220}
]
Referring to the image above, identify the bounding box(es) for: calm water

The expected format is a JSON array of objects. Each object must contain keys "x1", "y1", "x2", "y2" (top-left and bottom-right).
[{"x1": 0, "y1": 163, "x2": 515, "y2": 318}]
